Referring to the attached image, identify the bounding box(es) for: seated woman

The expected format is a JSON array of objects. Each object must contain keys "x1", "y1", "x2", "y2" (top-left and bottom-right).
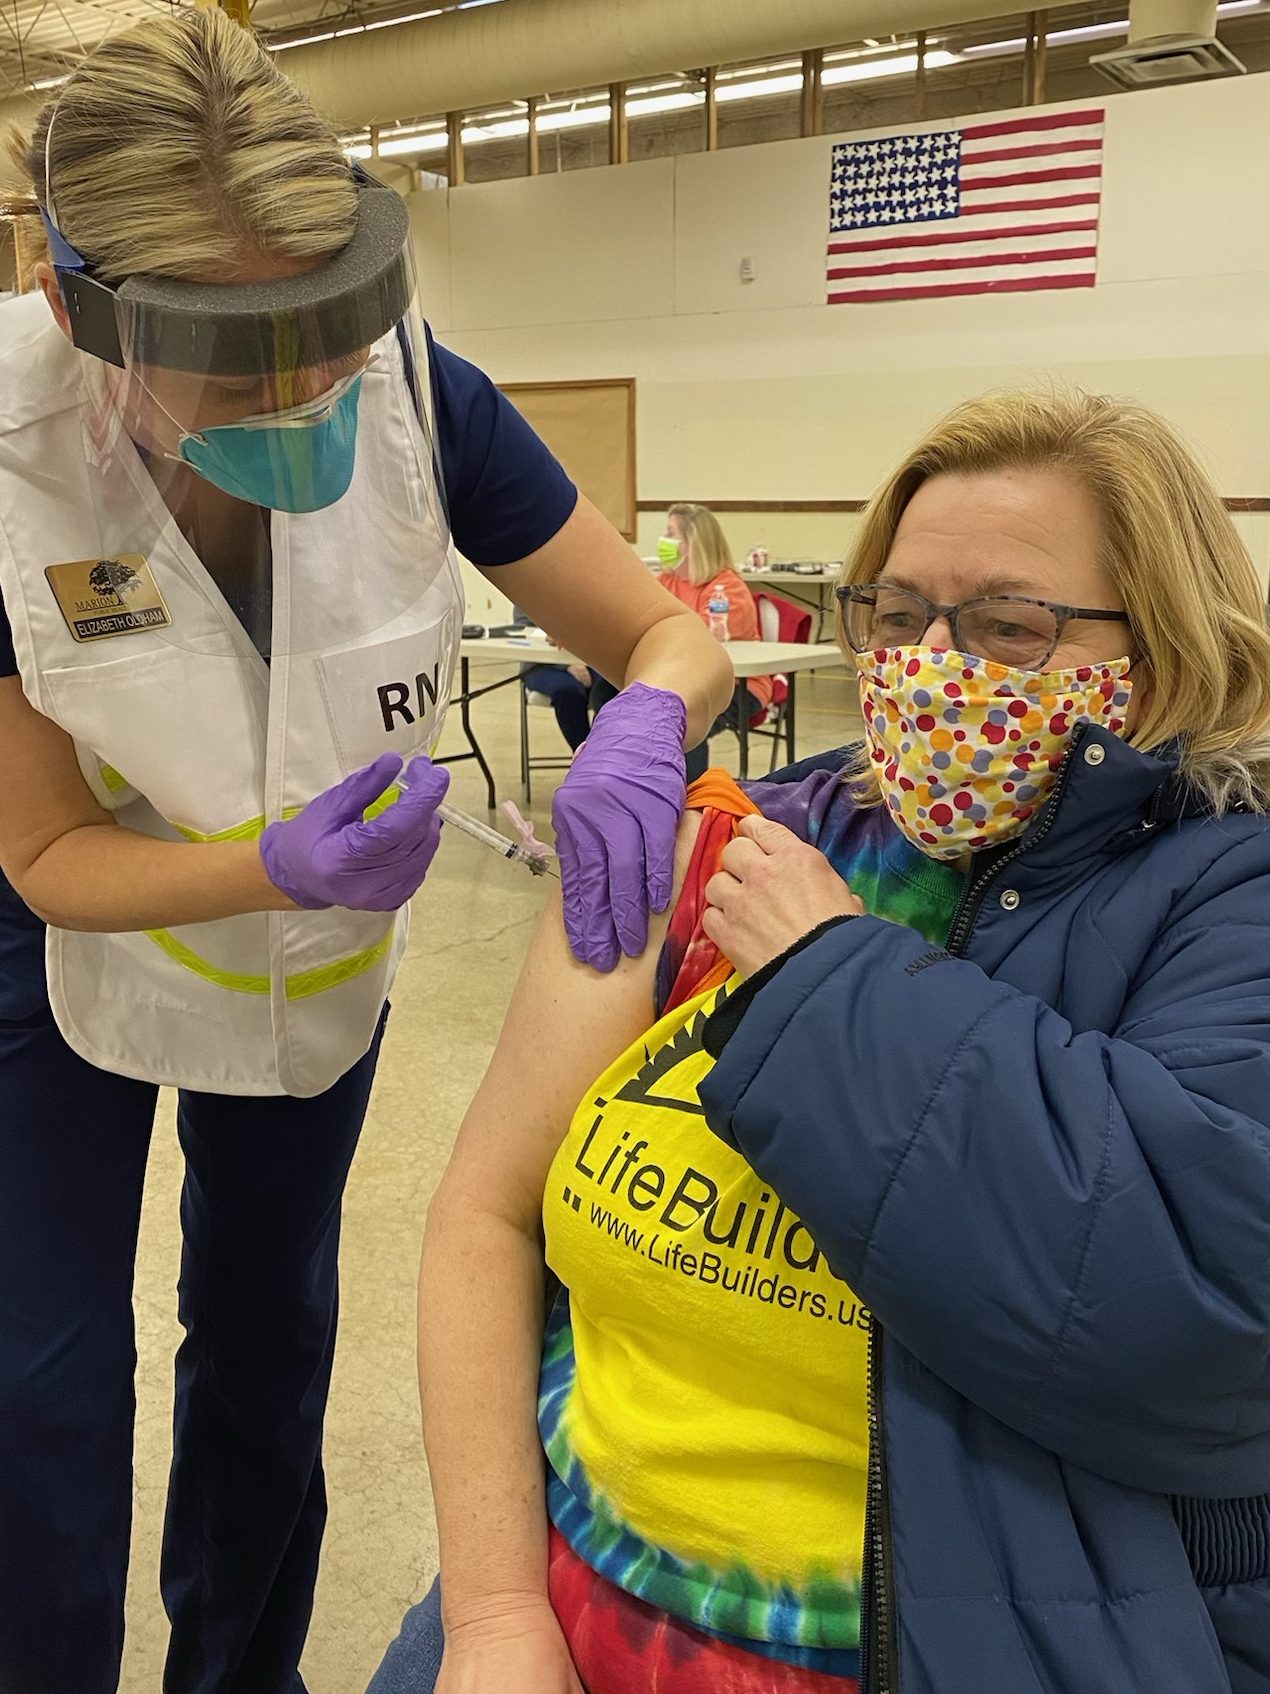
[
  {"x1": 371, "y1": 391, "x2": 1270, "y2": 1694},
  {"x1": 594, "y1": 503, "x2": 774, "y2": 780}
]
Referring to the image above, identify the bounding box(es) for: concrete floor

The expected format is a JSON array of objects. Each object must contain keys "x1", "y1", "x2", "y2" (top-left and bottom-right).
[{"x1": 120, "y1": 660, "x2": 860, "y2": 1693}]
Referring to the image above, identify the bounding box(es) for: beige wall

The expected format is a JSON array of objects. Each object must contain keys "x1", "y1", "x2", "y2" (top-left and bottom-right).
[{"x1": 412, "y1": 73, "x2": 1270, "y2": 593}]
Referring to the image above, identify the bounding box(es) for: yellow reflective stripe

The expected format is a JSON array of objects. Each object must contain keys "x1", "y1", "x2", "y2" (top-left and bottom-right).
[
  {"x1": 364, "y1": 783, "x2": 403, "y2": 823},
  {"x1": 283, "y1": 926, "x2": 396, "y2": 1001},
  {"x1": 143, "y1": 923, "x2": 395, "y2": 1001},
  {"x1": 170, "y1": 812, "x2": 290, "y2": 845},
  {"x1": 158, "y1": 786, "x2": 404, "y2": 844},
  {"x1": 99, "y1": 764, "x2": 128, "y2": 795},
  {"x1": 145, "y1": 928, "x2": 271, "y2": 994}
]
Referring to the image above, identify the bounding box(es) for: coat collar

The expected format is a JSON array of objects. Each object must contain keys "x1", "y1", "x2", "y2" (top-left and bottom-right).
[{"x1": 1010, "y1": 724, "x2": 1184, "y2": 870}]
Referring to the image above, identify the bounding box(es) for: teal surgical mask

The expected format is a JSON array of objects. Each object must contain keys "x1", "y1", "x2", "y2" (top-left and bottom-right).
[
  {"x1": 175, "y1": 371, "x2": 364, "y2": 513},
  {"x1": 657, "y1": 535, "x2": 681, "y2": 566}
]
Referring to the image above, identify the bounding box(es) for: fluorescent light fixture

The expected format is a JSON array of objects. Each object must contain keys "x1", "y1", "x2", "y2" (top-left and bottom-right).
[
  {"x1": 720, "y1": 60, "x2": 801, "y2": 84},
  {"x1": 714, "y1": 52, "x2": 958, "y2": 103},
  {"x1": 273, "y1": 8, "x2": 442, "y2": 48},
  {"x1": 825, "y1": 39, "x2": 921, "y2": 62},
  {"x1": 628, "y1": 90, "x2": 704, "y2": 118},
  {"x1": 964, "y1": 20, "x2": 1126, "y2": 53},
  {"x1": 271, "y1": 29, "x2": 336, "y2": 49},
  {"x1": 377, "y1": 128, "x2": 448, "y2": 156},
  {"x1": 30, "y1": 73, "x2": 69, "y2": 89},
  {"x1": 627, "y1": 75, "x2": 695, "y2": 97},
  {"x1": 824, "y1": 50, "x2": 958, "y2": 85},
  {"x1": 963, "y1": 0, "x2": 1263, "y2": 57},
  {"x1": 716, "y1": 72, "x2": 804, "y2": 102},
  {"x1": 365, "y1": 7, "x2": 442, "y2": 26}
]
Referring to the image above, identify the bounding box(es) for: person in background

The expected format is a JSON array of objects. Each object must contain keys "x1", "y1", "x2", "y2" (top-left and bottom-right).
[
  {"x1": 591, "y1": 504, "x2": 775, "y2": 780},
  {"x1": 660, "y1": 504, "x2": 773, "y2": 780}
]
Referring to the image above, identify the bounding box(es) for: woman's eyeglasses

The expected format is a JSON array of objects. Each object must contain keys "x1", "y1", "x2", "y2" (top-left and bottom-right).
[{"x1": 837, "y1": 582, "x2": 1132, "y2": 670}]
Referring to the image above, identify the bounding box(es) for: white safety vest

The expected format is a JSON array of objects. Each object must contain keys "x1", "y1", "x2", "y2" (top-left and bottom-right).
[{"x1": 0, "y1": 294, "x2": 463, "y2": 1097}]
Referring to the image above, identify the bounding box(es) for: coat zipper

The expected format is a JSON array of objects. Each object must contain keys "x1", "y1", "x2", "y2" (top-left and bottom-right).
[
  {"x1": 859, "y1": 733, "x2": 1091, "y2": 1694},
  {"x1": 861, "y1": 1316, "x2": 897, "y2": 1694},
  {"x1": 945, "y1": 730, "x2": 1086, "y2": 959}
]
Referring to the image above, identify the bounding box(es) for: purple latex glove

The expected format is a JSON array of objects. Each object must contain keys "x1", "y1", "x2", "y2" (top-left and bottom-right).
[
  {"x1": 260, "y1": 752, "x2": 450, "y2": 912},
  {"x1": 551, "y1": 682, "x2": 687, "y2": 971}
]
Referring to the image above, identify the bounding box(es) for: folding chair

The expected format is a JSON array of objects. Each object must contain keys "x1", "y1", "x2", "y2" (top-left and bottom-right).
[
  {"x1": 751, "y1": 591, "x2": 814, "y2": 772},
  {"x1": 519, "y1": 679, "x2": 573, "y2": 804}
]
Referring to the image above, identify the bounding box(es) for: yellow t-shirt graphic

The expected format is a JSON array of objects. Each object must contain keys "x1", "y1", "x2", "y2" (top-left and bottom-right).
[{"x1": 540, "y1": 978, "x2": 869, "y2": 1661}]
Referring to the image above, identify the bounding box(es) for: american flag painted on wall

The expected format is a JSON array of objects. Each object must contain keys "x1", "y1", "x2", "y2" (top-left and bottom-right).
[{"x1": 826, "y1": 108, "x2": 1104, "y2": 304}]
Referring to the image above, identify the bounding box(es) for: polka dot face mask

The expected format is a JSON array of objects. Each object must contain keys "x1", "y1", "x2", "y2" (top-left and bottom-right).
[{"x1": 855, "y1": 646, "x2": 1133, "y2": 860}]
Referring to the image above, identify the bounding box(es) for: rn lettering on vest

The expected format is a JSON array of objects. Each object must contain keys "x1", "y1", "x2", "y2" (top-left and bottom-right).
[{"x1": 378, "y1": 663, "x2": 442, "y2": 732}]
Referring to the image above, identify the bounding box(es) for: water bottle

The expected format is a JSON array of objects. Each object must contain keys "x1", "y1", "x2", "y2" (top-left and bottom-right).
[{"x1": 707, "y1": 588, "x2": 731, "y2": 642}]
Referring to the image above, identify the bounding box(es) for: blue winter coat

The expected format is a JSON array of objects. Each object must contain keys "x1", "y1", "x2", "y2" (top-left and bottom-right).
[{"x1": 699, "y1": 725, "x2": 1270, "y2": 1694}]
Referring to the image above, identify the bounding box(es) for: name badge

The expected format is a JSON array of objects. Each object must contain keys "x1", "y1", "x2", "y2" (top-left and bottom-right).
[{"x1": 45, "y1": 555, "x2": 172, "y2": 644}]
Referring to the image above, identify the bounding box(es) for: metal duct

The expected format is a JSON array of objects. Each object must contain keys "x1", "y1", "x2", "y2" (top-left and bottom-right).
[
  {"x1": 1127, "y1": 0, "x2": 1218, "y2": 39},
  {"x1": 282, "y1": 0, "x2": 1036, "y2": 133},
  {"x1": 1092, "y1": 0, "x2": 1240, "y2": 85}
]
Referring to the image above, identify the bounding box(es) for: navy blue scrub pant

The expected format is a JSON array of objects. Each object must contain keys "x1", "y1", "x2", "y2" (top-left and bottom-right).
[
  {"x1": 0, "y1": 993, "x2": 386, "y2": 1694},
  {"x1": 521, "y1": 664, "x2": 592, "y2": 752}
]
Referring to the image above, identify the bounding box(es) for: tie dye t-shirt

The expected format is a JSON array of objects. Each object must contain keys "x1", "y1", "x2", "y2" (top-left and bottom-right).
[{"x1": 538, "y1": 760, "x2": 963, "y2": 1690}]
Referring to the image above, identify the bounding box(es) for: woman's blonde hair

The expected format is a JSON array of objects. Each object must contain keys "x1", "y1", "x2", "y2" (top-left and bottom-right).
[
  {"x1": 668, "y1": 502, "x2": 734, "y2": 588},
  {"x1": 840, "y1": 389, "x2": 1270, "y2": 814},
  {"x1": 3, "y1": 8, "x2": 357, "y2": 284}
]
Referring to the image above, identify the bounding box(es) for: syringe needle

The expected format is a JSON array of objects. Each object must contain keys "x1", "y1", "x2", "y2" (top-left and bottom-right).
[{"x1": 436, "y1": 800, "x2": 560, "y2": 878}]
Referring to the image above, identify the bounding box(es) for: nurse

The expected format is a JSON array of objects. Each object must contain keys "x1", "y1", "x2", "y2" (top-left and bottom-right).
[{"x1": 0, "y1": 13, "x2": 729, "y2": 1692}]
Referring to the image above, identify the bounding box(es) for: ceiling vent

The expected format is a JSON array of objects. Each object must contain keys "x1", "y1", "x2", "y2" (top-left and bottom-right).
[{"x1": 1091, "y1": 30, "x2": 1245, "y2": 86}]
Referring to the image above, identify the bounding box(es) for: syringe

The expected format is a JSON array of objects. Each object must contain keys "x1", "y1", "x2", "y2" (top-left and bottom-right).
[{"x1": 437, "y1": 800, "x2": 559, "y2": 878}]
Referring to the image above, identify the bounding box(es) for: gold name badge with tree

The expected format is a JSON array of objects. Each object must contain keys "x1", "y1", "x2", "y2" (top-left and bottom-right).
[{"x1": 45, "y1": 555, "x2": 172, "y2": 643}]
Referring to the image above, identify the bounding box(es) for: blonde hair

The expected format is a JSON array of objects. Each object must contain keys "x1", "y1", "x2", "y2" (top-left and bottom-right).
[
  {"x1": 840, "y1": 388, "x2": 1270, "y2": 814},
  {"x1": 668, "y1": 502, "x2": 734, "y2": 588},
  {"x1": 3, "y1": 8, "x2": 357, "y2": 284}
]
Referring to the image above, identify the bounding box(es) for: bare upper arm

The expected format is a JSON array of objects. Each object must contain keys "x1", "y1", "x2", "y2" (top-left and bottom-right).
[
  {"x1": 431, "y1": 807, "x2": 705, "y2": 1232},
  {"x1": 0, "y1": 675, "x2": 111, "y2": 896}
]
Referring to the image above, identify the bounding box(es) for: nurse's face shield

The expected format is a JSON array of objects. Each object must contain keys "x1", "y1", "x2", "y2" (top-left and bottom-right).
[
  {"x1": 47, "y1": 156, "x2": 458, "y2": 664},
  {"x1": 43, "y1": 156, "x2": 416, "y2": 495}
]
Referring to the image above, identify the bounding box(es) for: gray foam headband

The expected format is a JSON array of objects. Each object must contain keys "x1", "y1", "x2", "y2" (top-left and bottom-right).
[{"x1": 59, "y1": 182, "x2": 411, "y2": 375}]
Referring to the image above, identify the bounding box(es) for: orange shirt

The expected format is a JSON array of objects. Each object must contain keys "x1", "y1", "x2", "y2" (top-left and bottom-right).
[{"x1": 659, "y1": 569, "x2": 773, "y2": 711}]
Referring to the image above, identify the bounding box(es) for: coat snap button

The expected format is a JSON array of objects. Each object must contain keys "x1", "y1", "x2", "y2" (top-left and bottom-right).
[
  {"x1": 999, "y1": 888, "x2": 1021, "y2": 911},
  {"x1": 1084, "y1": 744, "x2": 1106, "y2": 766}
]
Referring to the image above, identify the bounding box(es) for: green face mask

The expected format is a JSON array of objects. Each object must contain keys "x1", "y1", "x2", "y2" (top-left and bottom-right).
[{"x1": 657, "y1": 535, "x2": 681, "y2": 566}]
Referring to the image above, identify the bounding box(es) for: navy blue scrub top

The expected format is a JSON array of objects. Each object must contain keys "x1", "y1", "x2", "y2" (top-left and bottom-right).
[{"x1": 0, "y1": 330, "x2": 578, "y2": 1017}]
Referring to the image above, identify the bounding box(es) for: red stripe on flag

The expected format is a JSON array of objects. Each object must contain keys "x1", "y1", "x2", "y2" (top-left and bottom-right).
[
  {"x1": 828, "y1": 245, "x2": 1097, "y2": 280},
  {"x1": 964, "y1": 192, "x2": 1101, "y2": 215},
  {"x1": 963, "y1": 163, "x2": 1103, "y2": 191},
  {"x1": 829, "y1": 273, "x2": 1096, "y2": 304},
  {"x1": 962, "y1": 138, "x2": 1104, "y2": 166},
  {"x1": 961, "y1": 109, "x2": 1104, "y2": 141},
  {"x1": 828, "y1": 272, "x2": 1097, "y2": 304},
  {"x1": 828, "y1": 218, "x2": 1097, "y2": 257}
]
